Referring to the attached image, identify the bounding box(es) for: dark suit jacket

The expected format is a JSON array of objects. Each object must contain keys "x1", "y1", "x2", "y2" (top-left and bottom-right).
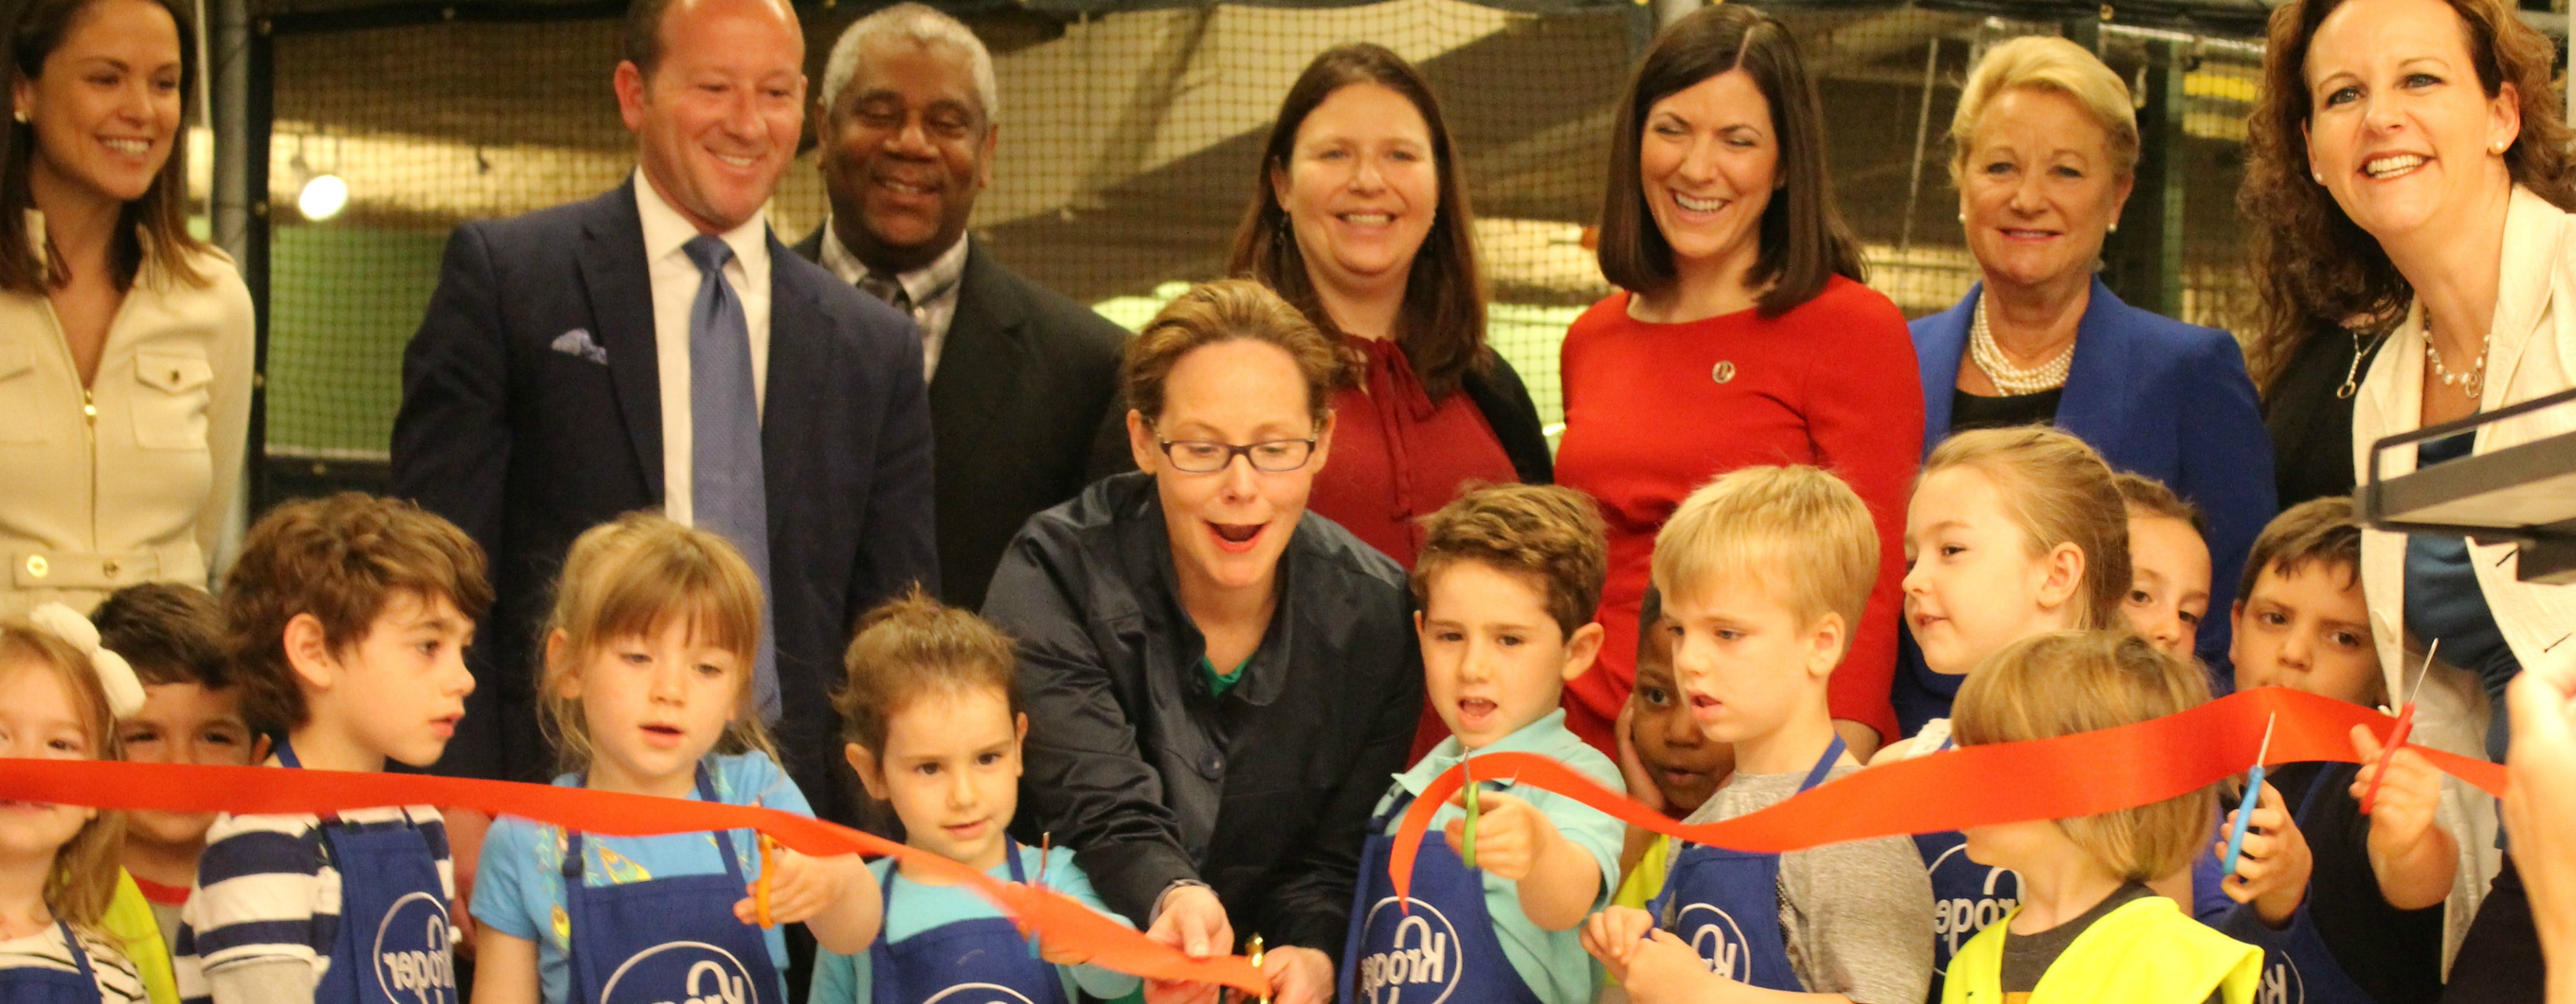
[
  {"x1": 1910, "y1": 276, "x2": 2276, "y2": 676},
  {"x1": 391, "y1": 180, "x2": 937, "y2": 826},
  {"x1": 793, "y1": 227, "x2": 1129, "y2": 610}
]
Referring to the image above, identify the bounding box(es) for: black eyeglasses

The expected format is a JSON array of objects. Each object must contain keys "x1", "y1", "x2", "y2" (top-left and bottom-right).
[{"x1": 1154, "y1": 434, "x2": 1319, "y2": 474}]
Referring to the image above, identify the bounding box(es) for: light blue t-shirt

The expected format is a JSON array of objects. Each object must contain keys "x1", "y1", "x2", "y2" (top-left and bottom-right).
[
  {"x1": 1370, "y1": 709, "x2": 1624, "y2": 1004},
  {"x1": 470, "y1": 752, "x2": 811, "y2": 1004},
  {"x1": 808, "y1": 843, "x2": 1143, "y2": 1003}
]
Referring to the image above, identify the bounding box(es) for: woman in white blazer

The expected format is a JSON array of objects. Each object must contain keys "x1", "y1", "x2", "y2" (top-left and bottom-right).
[
  {"x1": 2245, "y1": 0, "x2": 2576, "y2": 990},
  {"x1": 0, "y1": 0, "x2": 253, "y2": 617}
]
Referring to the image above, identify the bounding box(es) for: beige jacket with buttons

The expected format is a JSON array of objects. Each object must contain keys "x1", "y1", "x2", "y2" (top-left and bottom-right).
[
  {"x1": 2352, "y1": 185, "x2": 2576, "y2": 968},
  {"x1": 0, "y1": 215, "x2": 254, "y2": 616}
]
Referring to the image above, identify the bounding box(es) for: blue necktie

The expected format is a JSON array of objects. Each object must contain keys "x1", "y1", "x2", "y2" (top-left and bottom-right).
[{"x1": 682, "y1": 235, "x2": 779, "y2": 721}]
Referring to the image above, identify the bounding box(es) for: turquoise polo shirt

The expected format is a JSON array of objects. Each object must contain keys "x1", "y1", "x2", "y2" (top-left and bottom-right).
[{"x1": 1369, "y1": 709, "x2": 1624, "y2": 1004}]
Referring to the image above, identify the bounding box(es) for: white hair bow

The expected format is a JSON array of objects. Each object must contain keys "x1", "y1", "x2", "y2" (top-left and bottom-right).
[{"x1": 26, "y1": 602, "x2": 146, "y2": 718}]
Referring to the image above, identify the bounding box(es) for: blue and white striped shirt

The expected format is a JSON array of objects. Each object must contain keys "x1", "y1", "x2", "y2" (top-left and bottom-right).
[{"x1": 172, "y1": 804, "x2": 452, "y2": 1004}]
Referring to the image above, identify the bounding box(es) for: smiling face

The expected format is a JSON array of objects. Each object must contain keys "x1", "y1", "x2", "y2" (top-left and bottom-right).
[
  {"x1": 0, "y1": 660, "x2": 100, "y2": 868},
  {"x1": 1638, "y1": 68, "x2": 1777, "y2": 280},
  {"x1": 2302, "y1": 0, "x2": 2519, "y2": 248},
  {"x1": 817, "y1": 36, "x2": 992, "y2": 274},
  {"x1": 1958, "y1": 86, "x2": 2133, "y2": 294},
  {"x1": 558, "y1": 616, "x2": 746, "y2": 797},
  {"x1": 1902, "y1": 467, "x2": 2080, "y2": 676},
  {"x1": 615, "y1": 0, "x2": 806, "y2": 235},
  {"x1": 1625, "y1": 614, "x2": 1731, "y2": 812},
  {"x1": 305, "y1": 590, "x2": 477, "y2": 769},
  {"x1": 2121, "y1": 514, "x2": 2210, "y2": 660},
  {"x1": 1660, "y1": 574, "x2": 1839, "y2": 756},
  {"x1": 850, "y1": 685, "x2": 1023, "y2": 872},
  {"x1": 1416, "y1": 560, "x2": 1600, "y2": 750},
  {"x1": 1130, "y1": 339, "x2": 1331, "y2": 602},
  {"x1": 2231, "y1": 561, "x2": 2382, "y2": 706},
  {"x1": 1271, "y1": 82, "x2": 1439, "y2": 309},
  {"x1": 14, "y1": 0, "x2": 184, "y2": 209},
  {"x1": 118, "y1": 681, "x2": 259, "y2": 848}
]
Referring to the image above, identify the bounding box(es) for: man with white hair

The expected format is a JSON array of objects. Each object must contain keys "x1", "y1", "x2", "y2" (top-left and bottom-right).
[{"x1": 796, "y1": 3, "x2": 1129, "y2": 610}]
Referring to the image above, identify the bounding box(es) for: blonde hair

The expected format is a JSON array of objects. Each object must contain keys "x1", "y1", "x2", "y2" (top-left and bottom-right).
[
  {"x1": 0, "y1": 620, "x2": 125, "y2": 930},
  {"x1": 1953, "y1": 630, "x2": 2213, "y2": 880},
  {"x1": 539, "y1": 513, "x2": 776, "y2": 774},
  {"x1": 833, "y1": 586, "x2": 1020, "y2": 757},
  {"x1": 1947, "y1": 36, "x2": 2140, "y2": 185},
  {"x1": 1651, "y1": 466, "x2": 1877, "y2": 647},
  {"x1": 1921, "y1": 428, "x2": 2130, "y2": 630},
  {"x1": 1122, "y1": 279, "x2": 1351, "y2": 428}
]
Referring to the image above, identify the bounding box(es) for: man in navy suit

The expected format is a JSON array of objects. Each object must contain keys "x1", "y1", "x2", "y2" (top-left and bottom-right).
[{"x1": 389, "y1": 0, "x2": 934, "y2": 828}]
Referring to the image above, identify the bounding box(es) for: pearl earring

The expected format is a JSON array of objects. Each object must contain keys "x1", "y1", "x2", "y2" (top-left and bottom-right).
[
  {"x1": 2313, "y1": 171, "x2": 2324, "y2": 183},
  {"x1": 8, "y1": 109, "x2": 22, "y2": 124},
  {"x1": 2108, "y1": 221, "x2": 2120, "y2": 233}
]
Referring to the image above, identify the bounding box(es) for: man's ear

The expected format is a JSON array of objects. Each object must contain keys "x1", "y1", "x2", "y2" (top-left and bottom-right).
[
  {"x1": 282, "y1": 613, "x2": 337, "y2": 692},
  {"x1": 846, "y1": 742, "x2": 889, "y2": 801},
  {"x1": 614, "y1": 60, "x2": 650, "y2": 133}
]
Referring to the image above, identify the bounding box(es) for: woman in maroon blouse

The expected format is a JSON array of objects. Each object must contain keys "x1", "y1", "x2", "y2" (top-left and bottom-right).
[{"x1": 1229, "y1": 43, "x2": 1553, "y2": 759}]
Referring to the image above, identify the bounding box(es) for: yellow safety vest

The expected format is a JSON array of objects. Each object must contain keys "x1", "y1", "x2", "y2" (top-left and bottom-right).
[
  {"x1": 103, "y1": 869, "x2": 182, "y2": 1004},
  {"x1": 1942, "y1": 894, "x2": 2259, "y2": 1004}
]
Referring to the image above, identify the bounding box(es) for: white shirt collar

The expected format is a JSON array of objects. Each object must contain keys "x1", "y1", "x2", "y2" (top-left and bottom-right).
[{"x1": 633, "y1": 168, "x2": 769, "y2": 277}]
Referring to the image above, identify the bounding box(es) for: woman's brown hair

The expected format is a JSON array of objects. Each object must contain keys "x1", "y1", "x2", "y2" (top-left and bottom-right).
[
  {"x1": 2239, "y1": 0, "x2": 2576, "y2": 388},
  {"x1": 1123, "y1": 277, "x2": 1351, "y2": 428},
  {"x1": 1921, "y1": 427, "x2": 2131, "y2": 631},
  {"x1": 1226, "y1": 43, "x2": 1488, "y2": 400},
  {"x1": 833, "y1": 585, "x2": 1020, "y2": 757},
  {"x1": 1595, "y1": 3, "x2": 1865, "y2": 317},
  {"x1": 1, "y1": 0, "x2": 211, "y2": 295},
  {"x1": 0, "y1": 620, "x2": 126, "y2": 930},
  {"x1": 1953, "y1": 630, "x2": 2214, "y2": 881}
]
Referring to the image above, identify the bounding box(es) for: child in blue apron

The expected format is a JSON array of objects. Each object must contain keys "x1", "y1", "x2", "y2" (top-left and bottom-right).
[
  {"x1": 0, "y1": 616, "x2": 152, "y2": 1004},
  {"x1": 468, "y1": 515, "x2": 882, "y2": 1004},
  {"x1": 2209, "y1": 497, "x2": 2455, "y2": 1004},
  {"x1": 174, "y1": 494, "x2": 487, "y2": 1004},
  {"x1": 1582, "y1": 467, "x2": 1935, "y2": 1004},
  {"x1": 810, "y1": 589, "x2": 1143, "y2": 1004},
  {"x1": 1871, "y1": 428, "x2": 2133, "y2": 995},
  {"x1": 1340, "y1": 485, "x2": 1626, "y2": 1004}
]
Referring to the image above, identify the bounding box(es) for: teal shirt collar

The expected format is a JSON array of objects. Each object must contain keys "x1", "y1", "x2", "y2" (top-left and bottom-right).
[{"x1": 1391, "y1": 708, "x2": 1584, "y2": 797}]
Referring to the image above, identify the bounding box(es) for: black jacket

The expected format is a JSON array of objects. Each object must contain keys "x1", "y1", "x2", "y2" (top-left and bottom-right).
[
  {"x1": 2262, "y1": 324, "x2": 2387, "y2": 510},
  {"x1": 1459, "y1": 353, "x2": 1553, "y2": 486},
  {"x1": 792, "y1": 227, "x2": 1132, "y2": 609},
  {"x1": 983, "y1": 472, "x2": 1421, "y2": 956}
]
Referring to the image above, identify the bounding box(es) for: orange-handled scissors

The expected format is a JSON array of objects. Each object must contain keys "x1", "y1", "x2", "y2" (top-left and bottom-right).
[
  {"x1": 2361, "y1": 640, "x2": 2439, "y2": 815},
  {"x1": 754, "y1": 833, "x2": 778, "y2": 928}
]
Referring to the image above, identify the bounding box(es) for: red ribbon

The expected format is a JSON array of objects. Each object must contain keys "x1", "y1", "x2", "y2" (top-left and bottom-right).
[
  {"x1": 0, "y1": 759, "x2": 1266, "y2": 994},
  {"x1": 1390, "y1": 687, "x2": 2508, "y2": 903}
]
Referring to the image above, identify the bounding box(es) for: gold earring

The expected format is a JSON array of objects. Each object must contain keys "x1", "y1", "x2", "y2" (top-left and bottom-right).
[
  {"x1": 2108, "y1": 221, "x2": 2119, "y2": 233},
  {"x1": 9, "y1": 109, "x2": 23, "y2": 124}
]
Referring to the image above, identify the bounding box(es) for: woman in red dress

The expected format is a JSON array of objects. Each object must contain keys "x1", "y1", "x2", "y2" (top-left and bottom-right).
[
  {"x1": 1230, "y1": 44, "x2": 1553, "y2": 759},
  {"x1": 1553, "y1": 5, "x2": 1921, "y2": 759}
]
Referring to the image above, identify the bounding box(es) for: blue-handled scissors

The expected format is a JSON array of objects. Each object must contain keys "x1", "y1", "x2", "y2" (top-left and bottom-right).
[{"x1": 2220, "y1": 713, "x2": 2278, "y2": 880}]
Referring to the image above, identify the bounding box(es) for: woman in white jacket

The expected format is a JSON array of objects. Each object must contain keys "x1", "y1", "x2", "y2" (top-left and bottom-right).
[
  {"x1": 0, "y1": 0, "x2": 253, "y2": 616},
  {"x1": 2244, "y1": 0, "x2": 2576, "y2": 994}
]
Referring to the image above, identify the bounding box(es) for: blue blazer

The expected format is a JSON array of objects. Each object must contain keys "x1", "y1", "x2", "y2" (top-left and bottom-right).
[
  {"x1": 1912, "y1": 277, "x2": 2274, "y2": 678},
  {"x1": 390, "y1": 180, "x2": 937, "y2": 824}
]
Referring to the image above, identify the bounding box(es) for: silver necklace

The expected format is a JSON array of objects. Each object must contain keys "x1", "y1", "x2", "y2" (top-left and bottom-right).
[
  {"x1": 1970, "y1": 296, "x2": 2074, "y2": 396},
  {"x1": 2422, "y1": 320, "x2": 2492, "y2": 402}
]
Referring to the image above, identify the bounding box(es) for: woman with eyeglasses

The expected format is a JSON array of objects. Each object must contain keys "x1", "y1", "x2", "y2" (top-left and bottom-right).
[{"x1": 983, "y1": 279, "x2": 1420, "y2": 1004}]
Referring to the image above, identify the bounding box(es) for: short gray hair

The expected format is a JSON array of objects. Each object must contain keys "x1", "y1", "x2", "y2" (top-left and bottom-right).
[{"x1": 821, "y1": 3, "x2": 999, "y2": 124}]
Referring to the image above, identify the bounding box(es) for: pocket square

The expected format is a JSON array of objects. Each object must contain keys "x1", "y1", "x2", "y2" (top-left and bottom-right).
[{"x1": 551, "y1": 329, "x2": 609, "y2": 365}]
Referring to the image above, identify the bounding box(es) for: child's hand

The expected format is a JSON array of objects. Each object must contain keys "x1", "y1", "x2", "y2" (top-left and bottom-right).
[
  {"x1": 2350, "y1": 724, "x2": 2458, "y2": 910},
  {"x1": 1261, "y1": 945, "x2": 1333, "y2": 1004},
  {"x1": 734, "y1": 847, "x2": 854, "y2": 926},
  {"x1": 1622, "y1": 929, "x2": 1727, "y2": 1004},
  {"x1": 2213, "y1": 780, "x2": 2311, "y2": 927},
  {"x1": 1579, "y1": 906, "x2": 1658, "y2": 982},
  {"x1": 1444, "y1": 789, "x2": 1559, "y2": 883},
  {"x1": 1616, "y1": 702, "x2": 1669, "y2": 813}
]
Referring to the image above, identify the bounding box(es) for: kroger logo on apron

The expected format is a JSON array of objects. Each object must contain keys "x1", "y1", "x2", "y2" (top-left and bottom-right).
[
  {"x1": 1926, "y1": 844, "x2": 2019, "y2": 965},
  {"x1": 920, "y1": 984, "x2": 1040, "y2": 1004},
  {"x1": 1356, "y1": 897, "x2": 1462, "y2": 1004},
  {"x1": 1675, "y1": 903, "x2": 1754, "y2": 983},
  {"x1": 596, "y1": 941, "x2": 761, "y2": 1004},
  {"x1": 2257, "y1": 953, "x2": 2306, "y2": 1004},
  {"x1": 370, "y1": 891, "x2": 455, "y2": 1004}
]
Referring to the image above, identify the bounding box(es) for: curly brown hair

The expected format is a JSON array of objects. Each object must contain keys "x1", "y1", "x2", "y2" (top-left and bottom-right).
[
  {"x1": 2240, "y1": 0, "x2": 2576, "y2": 388},
  {"x1": 1412, "y1": 484, "x2": 1609, "y2": 639},
  {"x1": 221, "y1": 493, "x2": 490, "y2": 736}
]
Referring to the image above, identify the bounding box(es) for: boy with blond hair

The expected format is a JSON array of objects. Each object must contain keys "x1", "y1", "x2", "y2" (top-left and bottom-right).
[
  {"x1": 1584, "y1": 466, "x2": 1932, "y2": 1004},
  {"x1": 1341, "y1": 484, "x2": 1625, "y2": 1004}
]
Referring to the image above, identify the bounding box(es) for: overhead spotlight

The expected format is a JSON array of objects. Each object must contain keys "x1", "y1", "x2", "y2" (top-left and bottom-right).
[{"x1": 297, "y1": 173, "x2": 347, "y2": 221}]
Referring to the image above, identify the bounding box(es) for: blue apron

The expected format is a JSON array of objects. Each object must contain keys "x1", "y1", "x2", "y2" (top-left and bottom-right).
[
  {"x1": 1338, "y1": 785, "x2": 1548, "y2": 1004},
  {"x1": 0, "y1": 922, "x2": 100, "y2": 1004},
  {"x1": 562, "y1": 764, "x2": 779, "y2": 1004},
  {"x1": 868, "y1": 836, "x2": 1066, "y2": 1004},
  {"x1": 2243, "y1": 767, "x2": 2376, "y2": 1004},
  {"x1": 1646, "y1": 736, "x2": 1844, "y2": 990},
  {"x1": 1915, "y1": 736, "x2": 2019, "y2": 1002},
  {"x1": 276, "y1": 740, "x2": 455, "y2": 1004}
]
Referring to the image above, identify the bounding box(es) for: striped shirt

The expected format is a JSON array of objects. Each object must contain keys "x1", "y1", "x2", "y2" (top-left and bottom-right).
[
  {"x1": 172, "y1": 806, "x2": 452, "y2": 1004},
  {"x1": 0, "y1": 923, "x2": 149, "y2": 1003}
]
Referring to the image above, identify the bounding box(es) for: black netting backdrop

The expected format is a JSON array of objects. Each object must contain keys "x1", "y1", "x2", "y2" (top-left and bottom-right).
[{"x1": 257, "y1": 1, "x2": 2267, "y2": 469}]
